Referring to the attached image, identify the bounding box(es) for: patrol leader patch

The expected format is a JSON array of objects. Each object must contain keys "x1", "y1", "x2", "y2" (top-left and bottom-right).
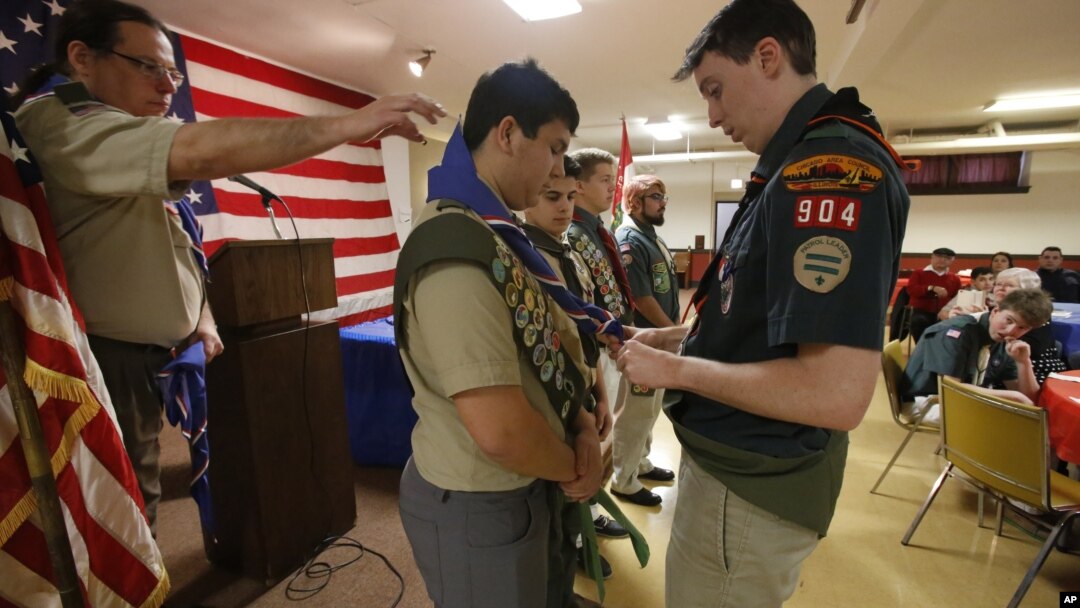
[
  {"x1": 794, "y1": 235, "x2": 851, "y2": 293},
  {"x1": 782, "y1": 154, "x2": 883, "y2": 192}
]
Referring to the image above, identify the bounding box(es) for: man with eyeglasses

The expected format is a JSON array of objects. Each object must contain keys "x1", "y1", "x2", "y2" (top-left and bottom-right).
[
  {"x1": 13, "y1": 0, "x2": 443, "y2": 533},
  {"x1": 609, "y1": 174, "x2": 679, "y2": 507}
]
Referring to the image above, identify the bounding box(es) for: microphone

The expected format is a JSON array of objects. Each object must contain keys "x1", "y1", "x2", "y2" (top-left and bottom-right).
[
  {"x1": 227, "y1": 174, "x2": 280, "y2": 207},
  {"x1": 227, "y1": 174, "x2": 284, "y2": 240}
]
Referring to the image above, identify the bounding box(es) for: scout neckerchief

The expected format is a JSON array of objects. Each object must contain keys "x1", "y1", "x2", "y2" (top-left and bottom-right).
[
  {"x1": 28, "y1": 75, "x2": 209, "y2": 279},
  {"x1": 427, "y1": 123, "x2": 622, "y2": 343},
  {"x1": 573, "y1": 208, "x2": 637, "y2": 313}
]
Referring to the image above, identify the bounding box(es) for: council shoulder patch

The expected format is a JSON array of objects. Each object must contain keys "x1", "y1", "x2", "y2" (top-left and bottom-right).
[
  {"x1": 782, "y1": 154, "x2": 882, "y2": 192},
  {"x1": 793, "y1": 235, "x2": 852, "y2": 293}
]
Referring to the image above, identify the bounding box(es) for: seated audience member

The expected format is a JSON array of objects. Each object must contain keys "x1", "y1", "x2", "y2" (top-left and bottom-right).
[
  {"x1": 939, "y1": 266, "x2": 994, "y2": 320},
  {"x1": 992, "y1": 268, "x2": 1069, "y2": 384},
  {"x1": 990, "y1": 251, "x2": 1014, "y2": 275},
  {"x1": 906, "y1": 247, "x2": 962, "y2": 341},
  {"x1": 900, "y1": 289, "x2": 1053, "y2": 424},
  {"x1": 1037, "y1": 246, "x2": 1080, "y2": 303}
]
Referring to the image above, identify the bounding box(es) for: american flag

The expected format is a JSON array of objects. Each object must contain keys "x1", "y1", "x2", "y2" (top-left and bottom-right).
[
  {"x1": 173, "y1": 35, "x2": 400, "y2": 328},
  {"x1": 0, "y1": 99, "x2": 169, "y2": 606}
]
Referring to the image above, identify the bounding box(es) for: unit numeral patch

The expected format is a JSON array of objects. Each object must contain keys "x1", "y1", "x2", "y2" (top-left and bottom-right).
[{"x1": 793, "y1": 196, "x2": 861, "y2": 232}]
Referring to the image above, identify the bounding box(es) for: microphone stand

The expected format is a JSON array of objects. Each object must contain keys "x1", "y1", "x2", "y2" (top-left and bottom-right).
[
  {"x1": 261, "y1": 193, "x2": 284, "y2": 240},
  {"x1": 227, "y1": 175, "x2": 285, "y2": 240}
]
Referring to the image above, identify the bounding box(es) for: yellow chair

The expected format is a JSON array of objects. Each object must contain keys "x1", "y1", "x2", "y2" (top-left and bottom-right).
[
  {"x1": 870, "y1": 339, "x2": 939, "y2": 494},
  {"x1": 901, "y1": 377, "x2": 1080, "y2": 608}
]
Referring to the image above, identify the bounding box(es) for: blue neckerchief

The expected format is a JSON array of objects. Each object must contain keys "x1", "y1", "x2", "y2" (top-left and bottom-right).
[
  {"x1": 157, "y1": 343, "x2": 215, "y2": 541},
  {"x1": 427, "y1": 124, "x2": 623, "y2": 341},
  {"x1": 30, "y1": 74, "x2": 208, "y2": 279}
]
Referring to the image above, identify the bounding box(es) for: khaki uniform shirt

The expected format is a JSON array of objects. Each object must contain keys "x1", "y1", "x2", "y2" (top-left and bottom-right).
[
  {"x1": 15, "y1": 83, "x2": 201, "y2": 347},
  {"x1": 401, "y1": 204, "x2": 587, "y2": 492}
]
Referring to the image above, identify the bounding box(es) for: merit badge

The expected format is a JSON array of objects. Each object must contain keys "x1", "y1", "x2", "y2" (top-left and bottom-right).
[
  {"x1": 793, "y1": 235, "x2": 852, "y2": 293},
  {"x1": 782, "y1": 154, "x2": 883, "y2": 192},
  {"x1": 533, "y1": 344, "x2": 547, "y2": 366},
  {"x1": 512, "y1": 267, "x2": 525, "y2": 289},
  {"x1": 564, "y1": 378, "x2": 575, "y2": 395},
  {"x1": 515, "y1": 305, "x2": 530, "y2": 328},
  {"x1": 541, "y1": 360, "x2": 555, "y2": 382},
  {"x1": 534, "y1": 310, "x2": 545, "y2": 330},
  {"x1": 505, "y1": 283, "x2": 519, "y2": 307},
  {"x1": 555, "y1": 370, "x2": 564, "y2": 389},
  {"x1": 600, "y1": 284, "x2": 610, "y2": 295},
  {"x1": 491, "y1": 259, "x2": 507, "y2": 283},
  {"x1": 544, "y1": 328, "x2": 553, "y2": 350},
  {"x1": 524, "y1": 288, "x2": 536, "y2": 311},
  {"x1": 524, "y1": 324, "x2": 538, "y2": 347},
  {"x1": 557, "y1": 352, "x2": 566, "y2": 371},
  {"x1": 575, "y1": 238, "x2": 586, "y2": 252},
  {"x1": 551, "y1": 331, "x2": 561, "y2": 351},
  {"x1": 536, "y1": 292, "x2": 547, "y2": 314},
  {"x1": 561, "y1": 400, "x2": 571, "y2": 419},
  {"x1": 622, "y1": 253, "x2": 633, "y2": 266},
  {"x1": 495, "y1": 240, "x2": 512, "y2": 265}
]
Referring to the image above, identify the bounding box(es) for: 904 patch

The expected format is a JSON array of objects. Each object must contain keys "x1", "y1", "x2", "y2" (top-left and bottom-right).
[
  {"x1": 793, "y1": 235, "x2": 851, "y2": 293},
  {"x1": 793, "y1": 196, "x2": 861, "y2": 231},
  {"x1": 782, "y1": 154, "x2": 882, "y2": 192}
]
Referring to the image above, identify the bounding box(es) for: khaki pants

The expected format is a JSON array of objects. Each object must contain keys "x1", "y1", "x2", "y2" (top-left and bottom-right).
[
  {"x1": 608, "y1": 356, "x2": 663, "y2": 494},
  {"x1": 666, "y1": 450, "x2": 819, "y2": 608}
]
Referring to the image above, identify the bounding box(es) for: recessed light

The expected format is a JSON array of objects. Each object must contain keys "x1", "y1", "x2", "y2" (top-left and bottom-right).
[{"x1": 502, "y1": 0, "x2": 582, "y2": 22}]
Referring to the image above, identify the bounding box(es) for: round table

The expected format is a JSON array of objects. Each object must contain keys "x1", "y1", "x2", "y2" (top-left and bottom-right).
[{"x1": 1039, "y1": 369, "x2": 1080, "y2": 464}]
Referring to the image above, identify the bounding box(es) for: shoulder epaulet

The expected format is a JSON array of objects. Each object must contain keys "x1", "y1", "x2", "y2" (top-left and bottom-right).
[
  {"x1": 802, "y1": 122, "x2": 852, "y2": 141},
  {"x1": 53, "y1": 82, "x2": 108, "y2": 116}
]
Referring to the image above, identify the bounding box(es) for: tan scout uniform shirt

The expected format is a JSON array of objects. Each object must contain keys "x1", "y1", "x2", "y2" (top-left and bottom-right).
[
  {"x1": 401, "y1": 204, "x2": 587, "y2": 492},
  {"x1": 15, "y1": 85, "x2": 202, "y2": 347}
]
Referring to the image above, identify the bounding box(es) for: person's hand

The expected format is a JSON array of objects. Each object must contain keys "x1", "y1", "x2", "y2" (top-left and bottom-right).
[
  {"x1": 348, "y1": 94, "x2": 446, "y2": 144},
  {"x1": 195, "y1": 320, "x2": 224, "y2": 364},
  {"x1": 593, "y1": 394, "x2": 612, "y2": 441},
  {"x1": 1004, "y1": 337, "x2": 1031, "y2": 365},
  {"x1": 930, "y1": 286, "x2": 948, "y2": 298},
  {"x1": 560, "y1": 431, "x2": 602, "y2": 502},
  {"x1": 946, "y1": 306, "x2": 965, "y2": 318},
  {"x1": 616, "y1": 340, "x2": 679, "y2": 389}
]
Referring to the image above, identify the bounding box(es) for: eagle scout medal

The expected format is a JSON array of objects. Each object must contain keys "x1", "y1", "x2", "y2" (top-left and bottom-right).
[{"x1": 794, "y1": 235, "x2": 852, "y2": 293}]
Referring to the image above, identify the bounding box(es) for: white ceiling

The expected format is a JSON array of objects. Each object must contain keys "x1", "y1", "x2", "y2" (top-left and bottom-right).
[{"x1": 139, "y1": 0, "x2": 1080, "y2": 158}]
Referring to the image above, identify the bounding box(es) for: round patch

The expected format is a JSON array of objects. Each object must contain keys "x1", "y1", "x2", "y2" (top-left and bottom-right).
[
  {"x1": 599, "y1": 284, "x2": 610, "y2": 295},
  {"x1": 515, "y1": 305, "x2": 530, "y2": 328},
  {"x1": 557, "y1": 352, "x2": 566, "y2": 371},
  {"x1": 533, "y1": 344, "x2": 547, "y2": 366},
  {"x1": 541, "y1": 360, "x2": 555, "y2": 382},
  {"x1": 534, "y1": 310, "x2": 545, "y2": 330},
  {"x1": 536, "y1": 292, "x2": 547, "y2": 314},
  {"x1": 574, "y1": 239, "x2": 586, "y2": 252},
  {"x1": 622, "y1": 253, "x2": 633, "y2": 266},
  {"x1": 564, "y1": 378, "x2": 575, "y2": 396},
  {"x1": 512, "y1": 267, "x2": 524, "y2": 289},
  {"x1": 505, "y1": 283, "x2": 519, "y2": 307},
  {"x1": 551, "y1": 331, "x2": 561, "y2": 351},
  {"x1": 720, "y1": 273, "x2": 735, "y2": 315},
  {"x1": 592, "y1": 266, "x2": 602, "y2": 277},
  {"x1": 491, "y1": 259, "x2": 507, "y2": 283},
  {"x1": 793, "y1": 236, "x2": 852, "y2": 293},
  {"x1": 544, "y1": 328, "x2": 553, "y2": 350},
  {"x1": 524, "y1": 324, "x2": 538, "y2": 347},
  {"x1": 561, "y1": 400, "x2": 571, "y2": 419},
  {"x1": 555, "y1": 370, "x2": 564, "y2": 390},
  {"x1": 524, "y1": 288, "x2": 536, "y2": 311}
]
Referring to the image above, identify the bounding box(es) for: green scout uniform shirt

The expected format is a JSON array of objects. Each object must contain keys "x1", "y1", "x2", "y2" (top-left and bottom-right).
[
  {"x1": 615, "y1": 216, "x2": 679, "y2": 327},
  {"x1": 15, "y1": 81, "x2": 201, "y2": 347}
]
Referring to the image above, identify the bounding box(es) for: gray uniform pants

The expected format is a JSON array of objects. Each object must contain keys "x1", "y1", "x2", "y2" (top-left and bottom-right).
[
  {"x1": 87, "y1": 335, "x2": 172, "y2": 533},
  {"x1": 399, "y1": 458, "x2": 557, "y2": 608}
]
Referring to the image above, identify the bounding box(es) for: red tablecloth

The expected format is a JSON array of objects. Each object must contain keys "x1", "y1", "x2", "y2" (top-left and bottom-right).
[{"x1": 1039, "y1": 370, "x2": 1080, "y2": 464}]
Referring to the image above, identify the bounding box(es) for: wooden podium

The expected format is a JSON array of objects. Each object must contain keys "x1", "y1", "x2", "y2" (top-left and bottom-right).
[{"x1": 204, "y1": 239, "x2": 356, "y2": 582}]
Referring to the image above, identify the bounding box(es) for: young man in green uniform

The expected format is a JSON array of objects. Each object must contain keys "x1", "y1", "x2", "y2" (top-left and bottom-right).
[
  {"x1": 14, "y1": 0, "x2": 442, "y2": 532},
  {"x1": 610, "y1": 174, "x2": 680, "y2": 507},
  {"x1": 395, "y1": 60, "x2": 609, "y2": 608},
  {"x1": 614, "y1": 0, "x2": 912, "y2": 604}
]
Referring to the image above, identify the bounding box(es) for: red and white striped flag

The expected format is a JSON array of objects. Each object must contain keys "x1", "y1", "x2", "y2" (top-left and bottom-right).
[
  {"x1": 610, "y1": 118, "x2": 635, "y2": 231},
  {"x1": 0, "y1": 113, "x2": 168, "y2": 607},
  {"x1": 175, "y1": 35, "x2": 401, "y2": 328}
]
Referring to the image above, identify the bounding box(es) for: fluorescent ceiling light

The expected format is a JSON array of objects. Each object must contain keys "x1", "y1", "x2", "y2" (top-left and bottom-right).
[
  {"x1": 730, "y1": 178, "x2": 744, "y2": 189},
  {"x1": 984, "y1": 93, "x2": 1080, "y2": 112},
  {"x1": 644, "y1": 119, "x2": 683, "y2": 141},
  {"x1": 502, "y1": 0, "x2": 581, "y2": 21},
  {"x1": 409, "y1": 50, "x2": 434, "y2": 77}
]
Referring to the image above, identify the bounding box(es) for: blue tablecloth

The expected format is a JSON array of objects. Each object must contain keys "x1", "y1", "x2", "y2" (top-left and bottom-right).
[
  {"x1": 1050, "y1": 302, "x2": 1080, "y2": 358},
  {"x1": 340, "y1": 317, "x2": 416, "y2": 467}
]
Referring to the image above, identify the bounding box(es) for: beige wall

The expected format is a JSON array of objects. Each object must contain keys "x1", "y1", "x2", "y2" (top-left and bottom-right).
[{"x1": 400, "y1": 146, "x2": 1080, "y2": 256}]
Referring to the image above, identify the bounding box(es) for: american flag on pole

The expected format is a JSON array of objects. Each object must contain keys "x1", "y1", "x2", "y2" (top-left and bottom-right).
[
  {"x1": 610, "y1": 118, "x2": 635, "y2": 231},
  {"x1": 172, "y1": 35, "x2": 400, "y2": 328},
  {"x1": 0, "y1": 106, "x2": 168, "y2": 606}
]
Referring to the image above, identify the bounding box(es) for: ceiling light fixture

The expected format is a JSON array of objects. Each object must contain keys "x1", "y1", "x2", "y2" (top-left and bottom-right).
[
  {"x1": 409, "y1": 49, "x2": 435, "y2": 77},
  {"x1": 984, "y1": 93, "x2": 1080, "y2": 112},
  {"x1": 502, "y1": 0, "x2": 581, "y2": 22},
  {"x1": 644, "y1": 117, "x2": 683, "y2": 141}
]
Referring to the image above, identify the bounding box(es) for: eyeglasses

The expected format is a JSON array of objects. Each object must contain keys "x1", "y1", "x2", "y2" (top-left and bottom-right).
[
  {"x1": 642, "y1": 193, "x2": 668, "y2": 203},
  {"x1": 108, "y1": 50, "x2": 185, "y2": 86}
]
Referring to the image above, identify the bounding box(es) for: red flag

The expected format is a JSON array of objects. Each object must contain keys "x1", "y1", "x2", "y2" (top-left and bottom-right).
[
  {"x1": 0, "y1": 115, "x2": 168, "y2": 606},
  {"x1": 611, "y1": 119, "x2": 635, "y2": 231}
]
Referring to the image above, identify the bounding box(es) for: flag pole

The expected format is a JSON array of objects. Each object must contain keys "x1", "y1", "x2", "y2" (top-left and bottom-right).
[{"x1": 0, "y1": 300, "x2": 84, "y2": 608}]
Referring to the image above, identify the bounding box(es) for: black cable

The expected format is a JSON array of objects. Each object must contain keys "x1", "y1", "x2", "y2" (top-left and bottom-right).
[{"x1": 285, "y1": 535, "x2": 405, "y2": 606}]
